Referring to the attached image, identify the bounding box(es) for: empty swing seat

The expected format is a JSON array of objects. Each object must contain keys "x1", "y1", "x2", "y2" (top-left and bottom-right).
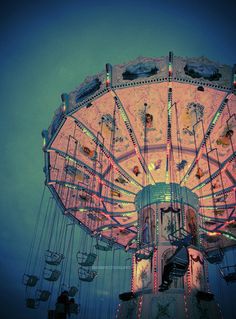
[
  {"x1": 196, "y1": 291, "x2": 214, "y2": 302},
  {"x1": 95, "y1": 242, "x2": 113, "y2": 251},
  {"x1": 206, "y1": 249, "x2": 224, "y2": 264},
  {"x1": 78, "y1": 267, "x2": 97, "y2": 282},
  {"x1": 44, "y1": 269, "x2": 61, "y2": 282},
  {"x1": 224, "y1": 273, "x2": 236, "y2": 283},
  {"x1": 45, "y1": 250, "x2": 64, "y2": 266},
  {"x1": 159, "y1": 246, "x2": 189, "y2": 292},
  {"x1": 68, "y1": 286, "x2": 78, "y2": 297},
  {"x1": 26, "y1": 298, "x2": 39, "y2": 309},
  {"x1": 168, "y1": 227, "x2": 193, "y2": 247},
  {"x1": 77, "y1": 252, "x2": 97, "y2": 267},
  {"x1": 168, "y1": 246, "x2": 189, "y2": 278},
  {"x1": 36, "y1": 289, "x2": 51, "y2": 301},
  {"x1": 23, "y1": 274, "x2": 39, "y2": 287},
  {"x1": 220, "y1": 265, "x2": 236, "y2": 283},
  {"x1": 119, "y1": 292, "x2": 135, "y2": 301}
]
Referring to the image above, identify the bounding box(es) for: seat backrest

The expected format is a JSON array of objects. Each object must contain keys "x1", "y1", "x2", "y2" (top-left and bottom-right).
[
  {"x1": 51, "y1": 270, "x2": 61, "y2": 281},
  {"x1": 38, "y1": 290, "x2": 51, "y2": 301},
  {"x1": 24, "y1": 275, "x2": 39, "y2": 287},
  {"x1": 220, "y1": 265, "x2": 236, "y2": 281},
  {"x1": 45, "y1": 251, "x2": 64, "y2": 266},
  {"x1": 44, "y1": 269, "x2": 61, "y2": 281},
  {"x1": 78, "y1": 269, "x2": 97, "y2": 282},
  {"x1": 206, "y1": 249, "x2": 224, "y2": 264},
  {"x1": 79, "y1": 276, "x2": 93, "y2": 282},
  {"x1": 168, "y1": 246, "x2": 189, "y2": 266},
  {"x1": 79, "y1": 253, "x2": 97, "y2": 266},
  {"x1": 68, "y1": 286, "x2": 78, "y2": 297},
  {"x1": 26, "y1": 298, "x2": 38, "y2": 309},
  {"x1": 95, "y1": 243, "x2": 112, "y2": 251}
]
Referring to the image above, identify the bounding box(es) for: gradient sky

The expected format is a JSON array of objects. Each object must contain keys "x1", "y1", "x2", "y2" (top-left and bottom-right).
[{"x1": 1, "y1": 0, "x2": 236, "y2": 318}]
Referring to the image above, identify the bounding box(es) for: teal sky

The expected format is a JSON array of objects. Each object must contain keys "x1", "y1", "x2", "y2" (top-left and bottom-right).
[{"x1": 0, "y1": 0, "x2": 236, "y2": 318}]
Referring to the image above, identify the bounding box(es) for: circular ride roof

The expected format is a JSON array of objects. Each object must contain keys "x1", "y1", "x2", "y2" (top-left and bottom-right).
[{"x1": 43, "y1": 54, "x2": 236, "y2": 251}]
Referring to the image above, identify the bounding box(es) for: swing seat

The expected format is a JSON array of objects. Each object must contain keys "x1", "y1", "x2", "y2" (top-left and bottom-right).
[
  {"x1": 206, "y1": 249, "x2": 224, "y2": 264},
  {"x1": 26, "y1": 298, "x2": 39, "y2": 309},
  {"x1": 168, "y1": 246, "x2": 189, "y2": 268},
  {"x1": 95, "y1": 242, "x2": 113, "y2": 251},
  {"x1": 220, "y1": 265, "x2": 236, "y2": 283},
  {"x1": 78, "y1": 267, "x2": 97, "y2": 282},
  {"x1": 23, "y1": 274, "x2": 39, "y2": 287},
  {"x1": 44, "y1": 269, "x2": 61, "y2": 282},
  {"x1": 224, "y1": 273, "x2": 236, "y2": 283},
  {"x1": 77, "y1": 252, "x2": 97, "y2": 267},
  {"x1": 168, "y1": 227, "x2": 192, "y2": 247},
  {"x1": 45, "y1": 250, "x2": 64, "y2": 266},
  {"x1": 68, "y1": 286, "x2": 78, "y2": 297},
  {"x1": 119, "y1": 292, "x2": 135, "y2": 301},
  {"x1": 36, "y1": 289, "x2": 51, "y2": 301},
  {"x1": 159, "y1": 246, "x2": 189, "y2": 291},
  {"x1": 196, "y1": 291, "x2": 214, "y2": 302}
]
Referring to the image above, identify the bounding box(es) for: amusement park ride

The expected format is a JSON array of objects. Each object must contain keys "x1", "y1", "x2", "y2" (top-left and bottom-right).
[{"x1": 23, "y1": 52, "x2": 236, "y2": 318}]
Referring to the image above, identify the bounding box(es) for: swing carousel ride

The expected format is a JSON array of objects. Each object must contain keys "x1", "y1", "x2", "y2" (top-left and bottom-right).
[{"x1": 24, "y1": 52, "x2": 236, "y2": 319}]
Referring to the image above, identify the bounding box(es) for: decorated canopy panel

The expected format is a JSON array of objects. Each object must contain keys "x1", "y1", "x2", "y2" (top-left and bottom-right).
[{"x1": 43, "y1": 55, "x2": 236, "y2": 250}]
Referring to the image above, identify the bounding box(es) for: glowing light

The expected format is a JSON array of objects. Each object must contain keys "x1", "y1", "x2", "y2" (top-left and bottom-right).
[
  {"x1": 121, "y1": 212, "x2": 134, "y2": 216},
  {"x1": 195, "y1": 183, "x2": 205, "y2": 191},
  {"x1": 223, "y1": 232, "x2": 236, "y2": 240},
  {"x1": 148, "y1": 162, "x2": 155, "y2": 171},
  {"x1": 64, "y1": 183, "x2": 77, "y2": 190},
  {"x1": 207, "y1": 232, "x2": 221, "y2": 237},
  {"x1": 212, "y1": 112, "x2": 221, "y2": 125},
  {"x1": 165, "y1": 171, "x2": 169, "y2": 183},
  {"x1": 66, "y1": 156, "x2": 77, "y2": 164},
  {"x1": 203, "y1": 216, "x2": 212, "y2": 221},
  {"x1": 225, "y1": 220, "x2": 236, "y2": 225},
  {"x1": 164, "y1": 194, "x2": 171, "y2": 201}
]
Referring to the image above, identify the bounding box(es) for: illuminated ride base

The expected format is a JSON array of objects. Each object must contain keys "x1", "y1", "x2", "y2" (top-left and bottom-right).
[
  {"x1": 42, "y1": 52, "x2": 236, "y2": 318},
  {"x1": 117, "y1": 183, "x2": 220, "y2": 319}
]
